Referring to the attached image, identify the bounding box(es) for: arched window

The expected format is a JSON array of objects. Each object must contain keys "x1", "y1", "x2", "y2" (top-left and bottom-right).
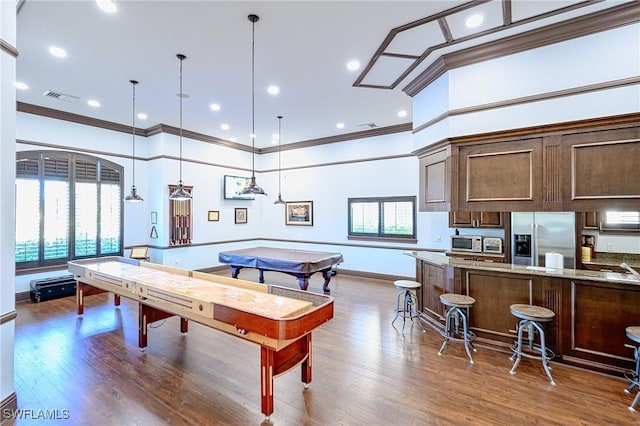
[{"x1": 15, "y1": 151, "x2": 123, "y2": 270}]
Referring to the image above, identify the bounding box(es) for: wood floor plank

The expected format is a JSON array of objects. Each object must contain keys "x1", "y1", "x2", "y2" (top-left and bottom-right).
[{"x1": 10, "y1": 270, "x2": 640, "y2": 425}]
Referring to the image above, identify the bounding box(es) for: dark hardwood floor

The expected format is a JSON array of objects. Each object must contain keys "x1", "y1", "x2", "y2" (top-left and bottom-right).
[{"x1": 10, "y1": 270, "x2": 640, "y2": 425}]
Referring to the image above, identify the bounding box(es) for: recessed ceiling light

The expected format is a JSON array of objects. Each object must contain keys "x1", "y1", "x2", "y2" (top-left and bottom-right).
[
  {"x1": 210, "y1": 103, "x2": 221, "y2": 111},
  {"x1": 221, "y1": 124, "x2": 229, "y2": 130},
  {"x1": 336, "y1": 122, "x2": 345, "y2": 129},
  {"x1": 87, "y1": 100, "x2": 100, "y2": 107},
  {"x1": 96, "y1": 0, "x2": 117, "y2": 13},
  {"x1": 250, "y1": 133, "x2": 256, "y2": 139},
  {"x1": 272, "y1": 133, "x2": 279, "y2": 140},
  {"x1": 267, "y1": 86, "x2": 279, "y2": 95},
  {"x1": 137, "y1": 113, "x2": 147, "y2": 120},
  {"x1": 49, "y1": 47, "x2": 67, "y2": 58},
  {"x1": 466, "y1": 14, "x2": 484, "y2": 28},
  {"x1": 347, "y1": 60, "x2": 360, "y2": 71},
  {"x1": 15, "y1": 82, "x2": 29, "y2": 90},
  {"x1": 397, "y1": 110, "x2": 407, "y2": 117}
]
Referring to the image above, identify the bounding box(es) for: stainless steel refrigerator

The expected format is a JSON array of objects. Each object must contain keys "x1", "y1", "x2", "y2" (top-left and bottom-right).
[{"x1": 511, "y1": 212, "x2": 576, "y2": 269}]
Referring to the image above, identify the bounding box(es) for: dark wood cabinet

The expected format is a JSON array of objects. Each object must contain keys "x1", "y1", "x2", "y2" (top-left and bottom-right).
[
  {"x1": 457, "y1": 138, "x2": 544, "y2": 212},
  {"x1": 582, "y1": 211, "x2": 600, "y2": 230},
  {"x1": 562, "y1": 127, "x2": 640, "y2": 211},
  {"x1": 449, "y1": 211, "x2": 504, "y2": 228},
  {"x1": 417, "y1": 144, "x2": 452, "y2": 212},
  {"x1": 415, "y1": 115, "x2": 640, "y2": 213},
  {"x1": 415, "y1": 259, "x2": 452, "y2": 329}
]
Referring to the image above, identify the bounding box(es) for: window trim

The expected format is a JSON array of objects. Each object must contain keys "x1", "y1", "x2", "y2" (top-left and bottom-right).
[
  {"x1": 348, "y1": 196, "x2": 417, "y2": 242},
  {"x1": 15, "y1": 150, "x2": 124, "y2": 270},
  {"x1": 600, "y1": 210, "x2": 640, "y2": 233}
]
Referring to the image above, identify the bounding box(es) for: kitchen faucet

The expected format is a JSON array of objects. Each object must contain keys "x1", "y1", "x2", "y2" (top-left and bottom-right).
[{"x1": 620, "y1": 262, "x2": 640, "y2": 276}]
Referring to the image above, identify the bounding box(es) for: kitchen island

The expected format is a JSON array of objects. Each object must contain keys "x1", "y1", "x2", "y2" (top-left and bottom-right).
[{"x1": 405, "y1": 251, "x2": 640, "y2": 376}]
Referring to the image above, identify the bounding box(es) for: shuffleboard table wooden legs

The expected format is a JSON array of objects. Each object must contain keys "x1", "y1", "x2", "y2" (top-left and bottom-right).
[
  {"x1": 138, "y1": 303, "x2": 189, "y2": 350},
  {"x1": 76, "y1": 281, "x2": 120, "y2": 315},
  {"x1": 260, "y1": 333, "x2": 313, "y2": 419}
]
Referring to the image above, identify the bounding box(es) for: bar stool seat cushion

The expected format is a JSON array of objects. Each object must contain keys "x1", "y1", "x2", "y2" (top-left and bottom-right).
[
  {"x1": 440, "y1": 293, "x2": 475, "y2": 308},
  {"x1": 510, "y1": 304, "x2": 555, "y2": 322},
  {"x1": 393, "y1": 280, "x2": 421, "y2": 290},
  {"x1": 626, "y1": 326, "x2": 640, "y2": 344}
]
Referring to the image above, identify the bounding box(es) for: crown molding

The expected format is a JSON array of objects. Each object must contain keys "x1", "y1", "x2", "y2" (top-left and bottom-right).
[{"x1": 404, "y1": 2, "x2": 640, "y2": 97}]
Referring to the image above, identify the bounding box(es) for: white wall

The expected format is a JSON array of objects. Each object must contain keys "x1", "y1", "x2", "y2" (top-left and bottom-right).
[
  {"x1": 412, "y1": 24, "x2": 640, "y2": 151},
  {"x1": 15, "y1": 112, "x2": 449, "y2": 291},
  {"x1": 1, "y1": 0, "x2": 17, "y2": 408}
]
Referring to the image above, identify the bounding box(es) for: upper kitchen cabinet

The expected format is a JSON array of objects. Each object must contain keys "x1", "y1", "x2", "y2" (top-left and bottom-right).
[
  {"x1": 455, "y1": 138, "x2": 545, "y2": 212},
  {"x1": 449, "y1": 211, "x2": 504, "y2": 228},
  {"x1": 416, "y1": 142, "x2": 453, "y2": 212},
  {"x1": 562, "y1": 126, "x2": 640, "y2": 211},
  {"x1": 415, "y1": 114, "x2": 640, "y2": 213}
]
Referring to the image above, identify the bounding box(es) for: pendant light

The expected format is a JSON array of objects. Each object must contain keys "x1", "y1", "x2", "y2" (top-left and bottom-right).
[
  {"x1": 124, "y1": 79, "x2": 143, "y2": 203},
  {"x1": 273, "y1": 115, "x2": 285, "y2": 205},
  {"x1": 169, "y1": 53, "x2": 192, "y2": 200},
  {"x1": 240, "y1": 14, "x2": 266, "y2": 196}
]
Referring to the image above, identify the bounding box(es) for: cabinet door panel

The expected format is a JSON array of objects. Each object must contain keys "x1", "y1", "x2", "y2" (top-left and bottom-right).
[
  {"x1": 477, "y1": 212, "x2": 503, "y2": 227},
  {"x1": 458, "y1": 138, "x2": 542, "y2": 211},
  {"x1": 449, "y1": 211, "x2": 473, "y2": 227}
]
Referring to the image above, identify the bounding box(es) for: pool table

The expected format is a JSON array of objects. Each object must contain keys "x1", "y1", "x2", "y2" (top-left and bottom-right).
[{"x1": 218, "y1": 246, "x2": 344, "y2": 293}]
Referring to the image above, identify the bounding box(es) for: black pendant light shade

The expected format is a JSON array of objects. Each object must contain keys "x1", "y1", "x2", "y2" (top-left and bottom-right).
[
  {"x1": 169, "y1": 53, "x2": 192, "y2": 201},
  {"x1": 240, "y1": 14, "x2": 266, "y2": 196},
  {"x1": 124, "y1": 79, "x2": 143, "y2": 203},
  {"x1": 274, "y1": 115, "x2": 285, "y2": 205}
]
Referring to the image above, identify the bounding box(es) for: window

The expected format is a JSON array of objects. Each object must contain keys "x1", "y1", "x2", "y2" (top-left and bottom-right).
[
  {"x1": 601, "y1": 211, "x2": 640, "y2": 232},
  {"x1": 15, "y1": 151, "x2": 123, "y2": 270},
  {"x1": 348, "y1": 196, "x2": 416, "y2": 241}
]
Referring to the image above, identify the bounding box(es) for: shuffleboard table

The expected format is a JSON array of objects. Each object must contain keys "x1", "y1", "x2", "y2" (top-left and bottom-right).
[
  {"x1": 68, "y1": 256, "x2": 334, "y2": 420},
  {"x1": 218, "y1": 246, "x2": 344, "y2": 293}
]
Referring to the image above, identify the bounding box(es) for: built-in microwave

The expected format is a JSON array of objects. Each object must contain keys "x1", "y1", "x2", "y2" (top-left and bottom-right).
[{"x1": 451, "y1": 235, "x2": 482, "y2": 253}]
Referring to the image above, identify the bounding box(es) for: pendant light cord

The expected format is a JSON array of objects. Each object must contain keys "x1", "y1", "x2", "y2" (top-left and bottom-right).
[
  {"x1": 277, "y1": 115, "x2": 282, "y2": 194},
  {"x1": 250, "y1": 16, "x2": 256, "y2": 179},
  {"x1": 179, "y1": 55, "x2": 184, "y2": 183},
  {"x1": 131, "y1": 80, "x2": 136, "y2": 186}
]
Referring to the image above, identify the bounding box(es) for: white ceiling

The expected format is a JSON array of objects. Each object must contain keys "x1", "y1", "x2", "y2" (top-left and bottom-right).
[{"x1": 15, "y1": 0, "x2": 629, "y2": 148}]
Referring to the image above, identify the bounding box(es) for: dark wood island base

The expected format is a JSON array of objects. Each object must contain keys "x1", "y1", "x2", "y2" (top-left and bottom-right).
[{"x1": 407, "y1": 251, "x2": 640, "y2": 377}]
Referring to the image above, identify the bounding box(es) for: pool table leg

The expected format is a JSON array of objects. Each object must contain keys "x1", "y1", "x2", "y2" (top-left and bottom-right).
[
  {"x1": 321, "y1": 269, "x2": 332, "y2": 293},
  {"x1": 296, "y1": 276, "x2": 310, "y2": 291}
]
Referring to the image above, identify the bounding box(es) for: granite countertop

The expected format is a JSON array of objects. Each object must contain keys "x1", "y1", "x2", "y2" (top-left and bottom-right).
[{"x1": 404, "y1": 251, "x2": 640, "y2": 286}]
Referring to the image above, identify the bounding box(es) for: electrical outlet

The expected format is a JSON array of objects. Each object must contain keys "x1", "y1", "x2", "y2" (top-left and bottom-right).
[
  {"x1": 434, "y1": 235, "x2": 441, "y2": 243},
  {"x1": 607, "y1": 243, "x2": 614, "y2": 251}
]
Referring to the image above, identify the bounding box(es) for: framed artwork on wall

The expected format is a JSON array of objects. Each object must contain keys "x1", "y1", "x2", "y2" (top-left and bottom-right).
[
  {"x1": 208, "y1": 210, "x2": 219, "y2": 221},
  {"x1": 235, "y1": 207, "x2": 248, "y2": 224},
  {"x1": 285, "y1": 201, "x2": 313, "y2": 226}
]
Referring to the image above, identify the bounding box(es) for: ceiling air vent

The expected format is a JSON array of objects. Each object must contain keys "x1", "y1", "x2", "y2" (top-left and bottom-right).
[
  {"x1": 357, "y1": 122, "x2": 379, "y2": 129},
  {"x1": 43, "y1": 90, "x2": 79, "y2": 102}
]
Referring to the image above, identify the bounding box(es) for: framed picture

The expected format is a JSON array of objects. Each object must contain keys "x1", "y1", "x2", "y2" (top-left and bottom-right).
[
  {"x1": 150, "y1": 211, "x2": 158, "y2": 224},
  {"x1": 235, "y1": 207, "x2": 248, "y2": 224},
  {"x1": 285, "y1": 201, "x2": 313, "y2": 226},
  {"x1": 208, "y1": 210, "x2": 219, "y2": 221}
]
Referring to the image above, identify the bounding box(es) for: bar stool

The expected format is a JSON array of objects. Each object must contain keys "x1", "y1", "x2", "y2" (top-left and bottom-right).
[
  {"x1": 391, "y1": 280, "x2": 425, "y2": 333},
  {"x1": 624, "y1": 326, "x2": 640, "y2": 411},
  {"x1": 438, "y1": 294, "x2": 476, "y2": 364},
  {"x1": 509, "y1": 304, "x2": 556, "y2": 385}
]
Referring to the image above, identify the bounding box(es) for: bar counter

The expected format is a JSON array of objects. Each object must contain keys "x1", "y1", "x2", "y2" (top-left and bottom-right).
[{"x1": 405, "y1": 251, "x2": 640, "y2": 376}]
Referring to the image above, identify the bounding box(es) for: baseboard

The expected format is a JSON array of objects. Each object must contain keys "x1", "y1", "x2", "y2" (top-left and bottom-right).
[
  {"x1": 15, "y1": 291, "x2": 30, "y2": 303},
  {"x1": 0, "y1": 392, "x2": 18, "y2": 425}
]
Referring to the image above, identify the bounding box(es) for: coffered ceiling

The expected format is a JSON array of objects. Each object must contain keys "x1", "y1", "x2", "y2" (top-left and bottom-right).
[{"x1": 14, "y1": 0, "x2": 632, "y2": 149}]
